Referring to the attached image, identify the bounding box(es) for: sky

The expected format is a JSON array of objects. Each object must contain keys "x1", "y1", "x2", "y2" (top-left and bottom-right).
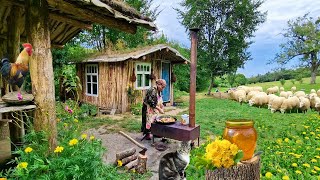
[{"x1": 151, "y1": 0, "x2": 320, "y2": 77}]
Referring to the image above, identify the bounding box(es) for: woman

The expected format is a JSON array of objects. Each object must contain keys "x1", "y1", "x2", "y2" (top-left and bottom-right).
[{"x1": 141, "y1": 79, "x2": 166, "y2": 140}]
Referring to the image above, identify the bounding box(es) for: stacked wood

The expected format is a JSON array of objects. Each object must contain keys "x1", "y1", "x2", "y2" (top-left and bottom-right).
[
  {"x1": 205, "y1": 155, "x2": 260, "y2": 180},
  {"x1": 115, "y1": 147, "x2": 136, "y2": 164},
  {"x1": 136, "y1": 154, "x2": 147, "y2": 174},
  {"x1": 124, "y1": 159, "x2": 138, "y2": 170}
]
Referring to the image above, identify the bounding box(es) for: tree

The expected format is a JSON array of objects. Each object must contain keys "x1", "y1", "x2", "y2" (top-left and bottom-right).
[
  {"x1": 176, "y1": 0, "x2": 266, "y2": 94},
  {"x1": 235, "y1": 73, "x2": 247, "y2": 85},
  {"x1": 273, "y1": 14, "x2": 320, "y2": 84}
]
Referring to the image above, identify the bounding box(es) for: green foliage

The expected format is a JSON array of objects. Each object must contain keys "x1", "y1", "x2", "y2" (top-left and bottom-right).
[
  {"x1": 130, "y1": 102, "x2": 142, "y2": 115},
  {"x1": 290, "y1": 79, "x2": 295, "y2": 85},
  {"x1": 279, "y1": 79, "x2": 286, "y2": 86},
  {"x1": 1, "y1": 101, "x2": 149, "y2": 179},
  {"x1": 235, "y1": 74, "x2": 247, "y2": 86},
  {"x1": 273, "y1": 14, "x2": 320, "y2": 84},
  {"x1": 79, "y1": 103, "x2": 98, "y2": 116},
  {"x1": 227, "y1": 73, "x2": 236, "y2": 87},
  {"x1": 176, "y1": 0, "x2": 266, "y2": 93},
  {"x1": 127, "y1": 86, "x2": 141, "y2": 105},
  {"x1": 61, "y1": 65, "x2": 82, "y2": 101}
]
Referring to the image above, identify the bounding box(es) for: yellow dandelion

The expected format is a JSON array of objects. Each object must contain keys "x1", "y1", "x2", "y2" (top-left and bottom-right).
[
  {"x1": 292, "y1": 163, "x2": 298, "y2": 167},
  {"x1": 265, "y1": 172, "x2": 273, "y2": 179},
  {"x1": 81, "y1": 134, "x2": 87, "y2": 139},
  {"x1": 304, "y1": 126, "x2": 310, "y2": 129},
  {"x1": 305, "y1": 137, "x2": 309, "y2": 140},
  {"x1": 315, "y1": 166, "x2": 320, "y2": 171},
  {"x1": 295, "y1": 170, "x2": 302, "y2": 174},
  {"x1": 316, "y1": 156, "x2": 320, "y2": 159},
  {"x1": 311, "y1": 159, "x2": 317, "y2": 163},
  {"x1": 0, "y1": 178, "x2": 7, "y2": 180},
  {"x1": 302, "y1": 132, "x2": 307, "y2": 134},
  {"x1": 24, "y1": 147, "x2": 33, "y2": 153},
  {"x1": 54, "y1": 146, "x2": 64, "y2": 153},
  {"x1": 17, "y1": 162, "x2": 28, "y2": 169},
  {"x1": 74, "y1": 119, "x2": 79, "y2": 123},
  {"x1": 282, "y1": 175, "x2": 290, "y2": 180},
  {"x1": 310, "y1": 132, "x2": 315, "y2": 135},
  {"x1": 312, "y1": 170, "x2": 317, "y2": 174},
  {"x1": 303, "y1": 163, "x2": 310, "y2": 168},
  {"x1": 316, "y1": 148, "x2": 320, "y2": 151},
  {"x1": 117, "y1": 160, "x2": 123, "y2": 167},
  {"x1": 90, "y1": 135, "x2": 95, "y2": 140},
  {"x1": 276, "y1": 138, "x2": 283, "y2": 144},
  {"x1": 284, "y1": 138, "x2": 289, "y2": 142},
  {"x1": 68, "y1": 139, "x2": 78, "y2": 146}
]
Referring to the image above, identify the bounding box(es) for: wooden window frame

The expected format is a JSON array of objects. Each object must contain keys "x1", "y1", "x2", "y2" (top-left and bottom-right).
[
  {"x1": 85, "y1": 64, "x2": 99, "y2": 97},
  {"x1": 135, "y1": 62, "x2": 151, "y2": 90}
]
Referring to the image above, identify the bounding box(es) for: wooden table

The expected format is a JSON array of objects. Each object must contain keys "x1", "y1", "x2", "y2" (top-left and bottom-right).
[{"x1": 150, "y1": 122, "x2": 200, "y2": 146}]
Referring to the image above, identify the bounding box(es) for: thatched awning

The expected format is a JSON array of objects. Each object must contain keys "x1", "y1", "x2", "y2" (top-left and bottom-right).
[
  {"x1": 82, "y1": 44, "x2": 189, "y2": 64},
  {"x1": 0, "y1": 0, "x2": 156, "y2": 47}
]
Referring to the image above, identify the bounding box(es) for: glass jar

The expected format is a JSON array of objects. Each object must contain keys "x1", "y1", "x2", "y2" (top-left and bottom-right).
[{"x1": 223, "y1": 119, "x2": 257, "y2": 160}]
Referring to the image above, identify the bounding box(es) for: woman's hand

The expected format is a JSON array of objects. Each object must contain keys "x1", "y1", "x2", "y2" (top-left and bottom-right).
[{"x1": 156, "y1": 106, "x2": 165, "y2": 114}]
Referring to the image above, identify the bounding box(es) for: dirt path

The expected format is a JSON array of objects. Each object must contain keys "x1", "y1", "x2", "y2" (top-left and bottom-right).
[{"x1": 85, "y1": 106, "x2": 188, "y2": 179}]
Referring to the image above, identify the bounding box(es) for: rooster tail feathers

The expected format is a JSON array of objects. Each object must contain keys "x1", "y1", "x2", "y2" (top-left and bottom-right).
[
  {"x1": 0, "y1": 57, "x2": 9, "y2": 67},
  {"x1": 0, "y1": 57, "x2": 11, "y2": 77}
]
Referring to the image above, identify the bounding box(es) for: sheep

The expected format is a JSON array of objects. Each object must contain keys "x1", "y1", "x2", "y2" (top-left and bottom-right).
[
  {"x1": 314, "y1": 97, "x2": 320, "y2": 114},
  {"x1": 237, "y1": 86, "x2": 250, "y2": 94},
  {"x1": 267, "y1": 94, "x2": 278, "y2": 109},
  {"x1": 280, "y1": 91, "x2": 293, "y2": 99},
  {"x1": 294, "y1": 91, "x2": 306, "y2": 98},
  {"x1": 317, "y1": 89, "x2": 320, "y2": 97},
  {"x1": 248, "y1": 93, "x2": 268, "y2": 107},
  {"x1": 291, "y1": 86, "x2": 297, "y2": 93},
  {"x1": 299, "y1": 97, "x2": 310, "y2": 113},
  {"x1": 311, "y1": 89, "x2": 316, "y2": 94},
  {"x1": 280, "y1": 96, "x2": 300, "y2": 113},
  {"x1": 266, "y1": 87, "x2": 278, "y2": 94},
  {"x1": 251, "y1": 86, "x2": 263, "y2": 92},
  {"x1": 270, "y1": 97, "x2": 286, "y2": 113},
  {"x1": 309, "y1": 93, "x2": 318, "y2": 109},
  {"x1": 229, "y1": 89, "x2": 247, "y2": 104},
  {"x1": 280, "y1": 87, "x2": 284, "y2": 92},
  {"x1": 247, "y1": 91, "x2": 260, "y2": 101}
]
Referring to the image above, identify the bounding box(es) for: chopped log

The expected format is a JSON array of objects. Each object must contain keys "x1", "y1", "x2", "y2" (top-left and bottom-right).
[
  {"x1": 115, "y1": 147, "x2": 136, "y2": 162},
  {"x1": 136, "y1": 154, "x2": 147, "y2": 174},
  {"x1": 124, "y1": 159, "x2": 138, "y2": 170},
  {"x1": 121, "y1": 154, "x2": 137, "y2": 166},
  {"x1": 205, "y1": 155, "x2": 260, "y2": 180}
]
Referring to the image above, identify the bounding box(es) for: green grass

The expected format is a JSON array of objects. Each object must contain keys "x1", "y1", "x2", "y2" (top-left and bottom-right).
[{"x1": 186, "y1": 97, "x2": 320, "y2": 179}]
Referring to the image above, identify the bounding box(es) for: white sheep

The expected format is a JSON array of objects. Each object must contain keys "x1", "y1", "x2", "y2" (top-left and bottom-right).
[
  {"x1": 280, "y1": 96, "x2": 300, "y2": 113},
  {"x1": 291, "y1": 86, "x2": 297, "y2": 93},
  {"x1": 310, "y1": 89, "x2": 316, "y2": 94},
  {"x1": 280, "y1": 91, "x2": 293, "y2": 99},
  {"x1": 229, "y1": 90, "x2": 247, "y2": 104},
  {"x1": 266, "y1": 87, "x2": 278, "y2": 94},
  {"x1": 317, "y1": 89, "x2": 320, "y2": 97},
  {"x1": 251, "y1": 86, "x2": 263, "y2": 92},
  {"x1": 247, "y1": 91, "x2": 260, "y2": 101},
  {"x1": 270, "y1": 97, "x2": 286, "y2": 113},
  {"x1": 314, "y1": 97, "x2": 320, "y2": 114},
  {"x1": 267, "y1": 94, "x2": 278, "y2": 109},
  {"x1": 299, "y1": 97, "x2": 310, "y2": 113},
  {"x1": 248, "y1": 93, "x2": 268, "y2": 107},
  {"x1": 309, "y1": 93, "x2": 318, "y2": 109},
  {"x1": 279, "y1": 87, "x2": 284, "y2": 92},
  {"x1": 294, "y1": 91, "x2": 306, "y2": 98}
]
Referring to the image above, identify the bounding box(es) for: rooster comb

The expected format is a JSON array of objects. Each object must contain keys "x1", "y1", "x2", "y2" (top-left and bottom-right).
[{"x1": 22, "y1": 43, "x2": 32, "y2": 49}]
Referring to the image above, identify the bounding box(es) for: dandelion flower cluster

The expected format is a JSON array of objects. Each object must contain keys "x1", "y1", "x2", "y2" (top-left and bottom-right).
[
  {"x1": 117, "y1": 160, "x2": 123, "y2": 167},
  {"x1": 24, "y1": 147, "x2": 33, "y2": 153},
  {"x1": 17, "y1": 162, "x2": 28, "y2": 169},
  {"x1": 81, "y1": 134, "x2": 87, "y2": 139},
  {"x1": 204, "y1": 139, "x2": 239, "y2": 168},
  {"x1": 69, "y1": 139, "x2": 78, "y2": 146},
  {"x1": 54, "y1": 146, "x2": 64, "y2": 153},
  {"x1": 90, "y1": 135, "x2": 95, "y2": 140}
]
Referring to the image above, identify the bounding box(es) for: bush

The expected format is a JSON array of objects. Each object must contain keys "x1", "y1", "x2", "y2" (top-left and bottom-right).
[
  {"x1": 296, "y1": 75, "x2": 303, "y2": 84},
  {"x1": 290, "y1": 79, "x2": 295, "y2": 85},
  {"x1": 280, "y1": 79, "x2": 286, "y2": 86},
  {"x1": 130, "y1": 102, "x2": 142, "y2": 115}
]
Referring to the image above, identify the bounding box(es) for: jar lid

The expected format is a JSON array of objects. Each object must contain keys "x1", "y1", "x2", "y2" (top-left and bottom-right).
[{"x1": 225, "y1": 119, "x2": 254, "y2": 127}]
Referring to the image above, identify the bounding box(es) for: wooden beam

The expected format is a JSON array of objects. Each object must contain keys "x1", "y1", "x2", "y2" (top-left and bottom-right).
[
  {"x1": 49, "y1": 13, "x2": 92, "y2": 30},
  {"x1": 47, "y1": 0, "x2": 137, "y2": 34},
  {"x1": 51, "y1": 44, "x2": 64, "y2": 49}
]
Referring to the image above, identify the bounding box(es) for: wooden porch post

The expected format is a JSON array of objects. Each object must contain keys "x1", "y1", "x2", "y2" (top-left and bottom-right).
[{"x1": 25, "y1": 0, "x2": 57, "y2": 150}]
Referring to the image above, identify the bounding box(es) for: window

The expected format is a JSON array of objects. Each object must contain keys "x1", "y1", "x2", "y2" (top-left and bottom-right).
[
  {"x1": 135, "y1": 63, "x2": 151, "y2": 90},
  {"x1": 85, "y1": 64, "x2": 98, "y2": 96}
]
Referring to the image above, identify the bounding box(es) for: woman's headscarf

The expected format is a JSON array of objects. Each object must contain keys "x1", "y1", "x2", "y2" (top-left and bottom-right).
[{"x1": 156, "y1": 79, "x2": 166, "y2": 87}]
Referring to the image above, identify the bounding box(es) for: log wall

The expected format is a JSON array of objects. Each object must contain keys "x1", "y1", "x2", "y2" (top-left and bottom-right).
[{"x1": 78, "y1": 51, "x2": 175, "y2": 113}]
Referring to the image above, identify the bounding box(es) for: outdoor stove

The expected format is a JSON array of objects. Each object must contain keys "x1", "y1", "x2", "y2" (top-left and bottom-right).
[{"x1": 150, "y1": 28, "x2": 201, "y2": 144}]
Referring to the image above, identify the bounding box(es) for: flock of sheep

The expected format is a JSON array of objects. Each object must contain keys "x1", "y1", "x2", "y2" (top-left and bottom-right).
[{"x1": 228, "y1": 85, "x2": 320, "y2": 113}]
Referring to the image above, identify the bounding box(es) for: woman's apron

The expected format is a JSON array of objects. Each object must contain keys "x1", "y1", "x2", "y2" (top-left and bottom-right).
[{"x1": 145, "y1": 93, "x2": 163, "y2": 130}]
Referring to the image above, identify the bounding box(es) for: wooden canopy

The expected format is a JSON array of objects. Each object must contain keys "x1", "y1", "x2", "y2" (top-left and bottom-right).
[
  {"x1": 0, "y1": 0, "x2": 157, "y2": 47},
  {"x1": 82, "y1": 44, "x2": 189, "y2": 64}
]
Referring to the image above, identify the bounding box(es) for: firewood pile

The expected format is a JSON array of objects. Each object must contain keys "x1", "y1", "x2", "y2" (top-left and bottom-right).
[{"x1": 116, "y1": 131, "x2": 148, "y2": 174}]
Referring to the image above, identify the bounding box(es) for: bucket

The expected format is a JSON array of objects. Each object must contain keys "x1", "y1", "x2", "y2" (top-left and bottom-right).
[{"x1": 181, "y1": 114, "x2": 189, "y2": 124}]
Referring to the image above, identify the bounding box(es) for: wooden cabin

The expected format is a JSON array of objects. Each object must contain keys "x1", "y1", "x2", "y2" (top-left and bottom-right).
[{"x1": 77, "y1": 44, "x2": 188, "y2": 113}]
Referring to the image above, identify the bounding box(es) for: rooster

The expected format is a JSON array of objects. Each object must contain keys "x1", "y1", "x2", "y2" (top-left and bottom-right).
[{"x1": 1, "y1": 43, "x2": 33, "y2": 100}]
